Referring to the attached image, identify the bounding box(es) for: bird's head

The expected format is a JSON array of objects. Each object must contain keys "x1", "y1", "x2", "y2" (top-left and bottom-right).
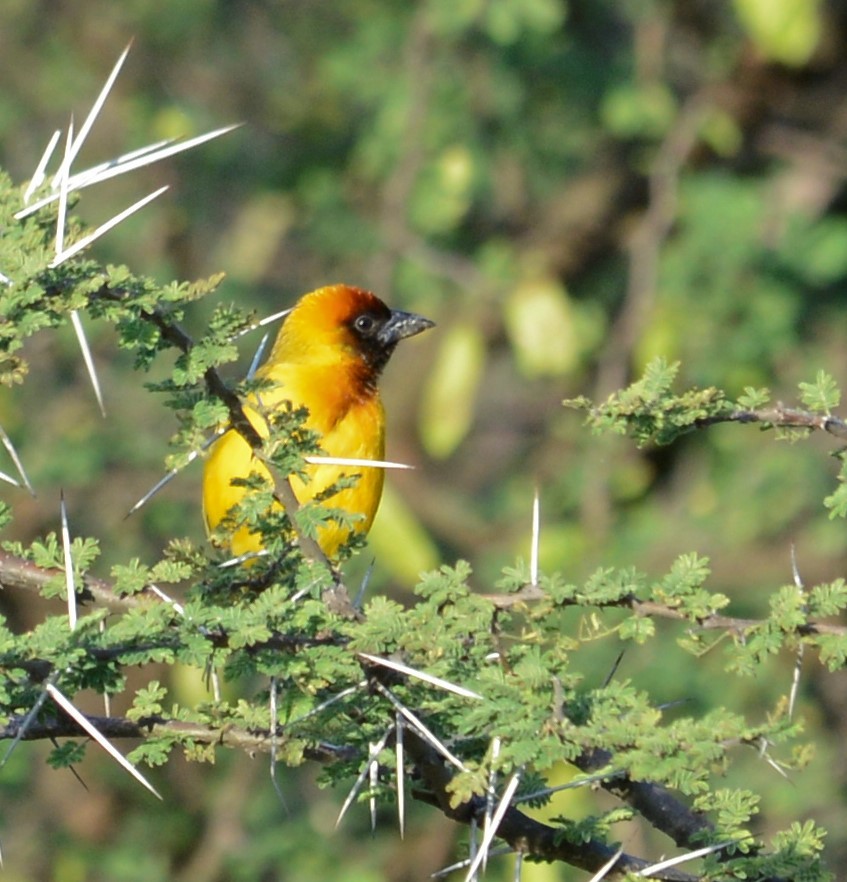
[{"x1": 273, "y1": 285, "x2": 435, "y2": 387}]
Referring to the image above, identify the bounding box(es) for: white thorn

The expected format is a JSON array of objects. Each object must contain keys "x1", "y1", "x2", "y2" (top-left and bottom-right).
[
  {"x1": 16, "y1": 125, "x2": 240, "y2": 221},
  {"x1": 586, "y1": 847, "x2": 624, "y2": 882},
  {"x1": 395, "y1": 713, "x2": 405, "y2": 839},
  {"x1": 369, "y1": 739, "x2": 379, "y2": 835},
  {"x1": 483, "y1": 737, "x2": 501, "y2": 872},
  {"x1": 69, "y1": 310, "x2": 106, "y2": 417},
  {"x1": 530, "y1": 487, "x2": 540, "y2": 586},
  {"x1": 147, "y1": 584, "x2": 185, "y2": 615},
  {"x1": 24, "y1": 129, "x2": 62, "y2": 204},
  {"x1": 358, "y1": 652, "x2": 483, "y2": 700},
  {"x1": 336, "y1": 727, "x2": 391, "y2": 829},
  {"x1": 55, "y1": 121, "x2": 74, "y2": 257},
  {"x1": 247, "y1": 332, "x2": 270, "y2": 380},
  {"x1": 46, "y1": 682, "x2": 162, "y2": 800},
  {"x1": 303, "y1": 456, "x2": 414, "y2": 470},
  {"x1": 50, "y1": 185, "x2": 169, "y2": 267},
  {"x1": 464, "y1": 772, "x2": 520, "y2": 882},
  {"x1": 51, "y1": 44, "x2": 132, "y2": 188},
  {"x1": 232, "y1": 307, "x2": 292, "y2": 340},
  {"x1": 635, "y1": 841, "x2": 739, "y2": 876},
  {"x1": 60, "y1": 492, "x2": 77, "y2": 631},
  {"x1": 374, "y1": 681, "x2": 467, "y2": 772},
  {"x1": 0, "y1": 425, "x2": 35, "y2": 496}
]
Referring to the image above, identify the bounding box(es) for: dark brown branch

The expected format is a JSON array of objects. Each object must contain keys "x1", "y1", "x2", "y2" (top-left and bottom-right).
[
  {"x1": 576, "y1": 745, "x2": 713, "y2": 850},
  {"x1": 403, "y1": 729, "x2": 700, "y2": 882},
  {"x1": 0, "y1": 549, "x2": 152, "y2": 610},
  {"x1": 695, "y1": 405, "x2": 847, "y2": 442}
]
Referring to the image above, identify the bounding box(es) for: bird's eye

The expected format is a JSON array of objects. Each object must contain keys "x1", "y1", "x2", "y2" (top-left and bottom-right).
[{"x1": 353, "y1": 313, "x2": 377, "y2": 335}]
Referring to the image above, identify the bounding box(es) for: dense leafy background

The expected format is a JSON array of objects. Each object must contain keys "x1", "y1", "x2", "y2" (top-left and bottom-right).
[{"x1": 2, "y1": 1, "x2": 847, "y2": 879}]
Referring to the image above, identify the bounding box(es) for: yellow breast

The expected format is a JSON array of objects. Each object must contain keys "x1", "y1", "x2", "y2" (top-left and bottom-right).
[{"x1": 202, "y1": 362, "x2": 386, "y2": 559}]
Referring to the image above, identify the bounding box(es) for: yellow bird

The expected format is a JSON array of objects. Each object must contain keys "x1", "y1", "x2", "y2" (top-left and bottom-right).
[{"x1": 202, "y1": 284, "x2": 434, "y2": 558}]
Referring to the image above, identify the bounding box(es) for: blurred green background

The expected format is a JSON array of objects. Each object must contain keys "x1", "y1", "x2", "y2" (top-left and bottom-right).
[{"x1": 2, "y1": 0, "x2": 847, "y2": 879}]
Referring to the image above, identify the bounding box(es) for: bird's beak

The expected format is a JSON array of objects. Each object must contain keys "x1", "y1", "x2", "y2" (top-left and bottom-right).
[{"x1": 378, "y1": 309, "x2": 435, "y2": 346}]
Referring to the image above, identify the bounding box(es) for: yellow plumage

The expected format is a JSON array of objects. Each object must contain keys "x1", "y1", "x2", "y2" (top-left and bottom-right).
[{"x1": 202, "y1": 284, "x2": 433, "y2": 559}]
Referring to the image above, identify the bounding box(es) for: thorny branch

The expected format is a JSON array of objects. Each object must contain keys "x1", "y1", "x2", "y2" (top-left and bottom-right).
[
  {"x1": 695, "y1": 404, "x2": 847, "y2": 441},
  {"x1": 480, "y1": 583, "x2": 847, "y2": 637},
  {"x1": 0, "y1": 688, "x2": 700, "y2": 881},
  {"x1": 2, "y1": 547, "x2": 844, "y2": 639},
  {"x1": 0, "y1": 712, "x2": 356, "y2": 765},
  {"x1": 0, "y1": 539, "x2": 834, "y2": 878},
  {"x1": 2, "y1": 280, "x2": 817, "y2": 878},
  {"x1": 404, "y1": 728, "x2": 700, "y2": 882}
]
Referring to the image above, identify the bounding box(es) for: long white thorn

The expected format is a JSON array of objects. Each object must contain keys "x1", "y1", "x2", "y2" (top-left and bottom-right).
[
  {"x1": 16, "y1": 125, "x2": 241, "y2": 221},
  {"x1": 218, "y1": 548, "x2": 269, "y2": 568},
  {"x1": 51, "y1": 184, "x2": 169, "y2": 267},
  {"x1": 55, "y1": 121, "x2": 74, "y2": 256},
  {"x1": 354, "y1": 558, "x2": 375, "y2": 609},
  {"x1": 53, "y1": 120, "x2": 107, "y2": 416},
  {"x1": 100, "y1": 619, "x2": 111, "y2": 718},
  {"x1": 60, "y1": 492, "x2": 77, "y2": 631},
  {"x1": 515, "y1": 770, "x2": 622, "y2": 804},
  {"x1": 469, "y1": 818, "x2": 478, "y2": 882},
  {"x1": 635, "y1": 840, "x2": 737, "y2": 876},
  {"x1": 0, "y1": 674, "x2": 56, "y2": 768},
  {"x1": 483, "y1": 737, "x2": 502, "y2": 872},
  {"x1": 464, "y1": 772, "x2": 520, "y2": 882},
  {"x1": 58, "y1": 137, "x2": 172, "y2": 188},
  {"x1": 147, "y1": 583, "x2": 185, "y2": 616},
  {"x1": 431, "y1": 847, "x2": 513, "y2": 878},
  {"x1": 0, "y1": 470, "x2": 20, "y2": 488},
  {"x1": 232, "y1": 307, "x2": 292, "y2": 341},
  {"x1": 69, "y1": 310, "x2": 106, "y2": 417},
  {"x1": 303, "y1": 456, "x2": 414, "y2": 470},
  {"x1": 788, "y1": 544, "x2": 805, "y2": 720},
  {"x1": 268, "y1": 676, "x2": 287, "y2": 808},
  {"x1": 68, "y1": 124, "x2": 241, "y2": 191},
  {"x1": 51, "y1": 44, "x2": 131, "y2": 188},
  {"x1": 369, "y1": 739, "x2": 379, "y2": 835},
  {"x1": 587, "y1": 847, "x2": 624, "y2": 882},
  {"x1": 45, "y1": 682, "x2": 162, "y2": 799},
  {"x1": 0, "y1": 425, "x2": 35, "y2": 496},
  {"x1": 247, "y1": 332, "x2": 270, "y2": 380},
  {"x1": 374, "y1": 681, "x2": 467, "y2": 771},
  {"x1": 24, "y1": 129, "x2": 62, "y2": 204},
  {"x1": 336, "y1": 727, "x2": 391, "y2": 829},
  {"x1": 283, "y1": 682, "x2": 365, "y2": 729},
  {"x1": 127, "y1": 431, "x2": 222, "y2": 518},
  {"x1": 358, "y1": 652, "x2": 482, "y2": 700},
  {"x1": 530, "y1": 487, "x2": 540, "y2": 586},
  {"x1": 395, "y1": 713, "x2": 405, "y2": 839}
]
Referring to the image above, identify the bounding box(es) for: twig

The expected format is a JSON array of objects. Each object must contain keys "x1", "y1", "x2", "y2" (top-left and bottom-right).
[{"x1": 695, "y1": 405, "x2": 847, "y2": 441}]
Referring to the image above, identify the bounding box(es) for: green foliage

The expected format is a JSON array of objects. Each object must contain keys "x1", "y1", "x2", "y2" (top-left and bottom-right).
[
  {"x1": 4, "y1": 5, "x2": 847, "y2": 880},
  {"x1": 799, "y1": 371, "x2": 840, "y2": 414},
  {"x1": 567, "y1": 357, "x2": 733, "y2": 446}
]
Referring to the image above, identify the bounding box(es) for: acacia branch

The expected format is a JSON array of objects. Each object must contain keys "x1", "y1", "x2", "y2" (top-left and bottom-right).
[
  {"x1": 481, "y1": 584, "x2": 847, "y2": 637},
  {"x1": 403, "y1": 728, "x2": 699, "y2": 882},
  {"x1": 695, "y1": 405, "x2": 847, "y2": 441},
  {"x1": 0, "y1": 705, "x2": 698, "y2": 881},
  {"x1": 0, "y1": 543, "x2": 791, "y2": 879},
  {"x1": 0, "y1": 711, "x2": 356, "y2": 764}
]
